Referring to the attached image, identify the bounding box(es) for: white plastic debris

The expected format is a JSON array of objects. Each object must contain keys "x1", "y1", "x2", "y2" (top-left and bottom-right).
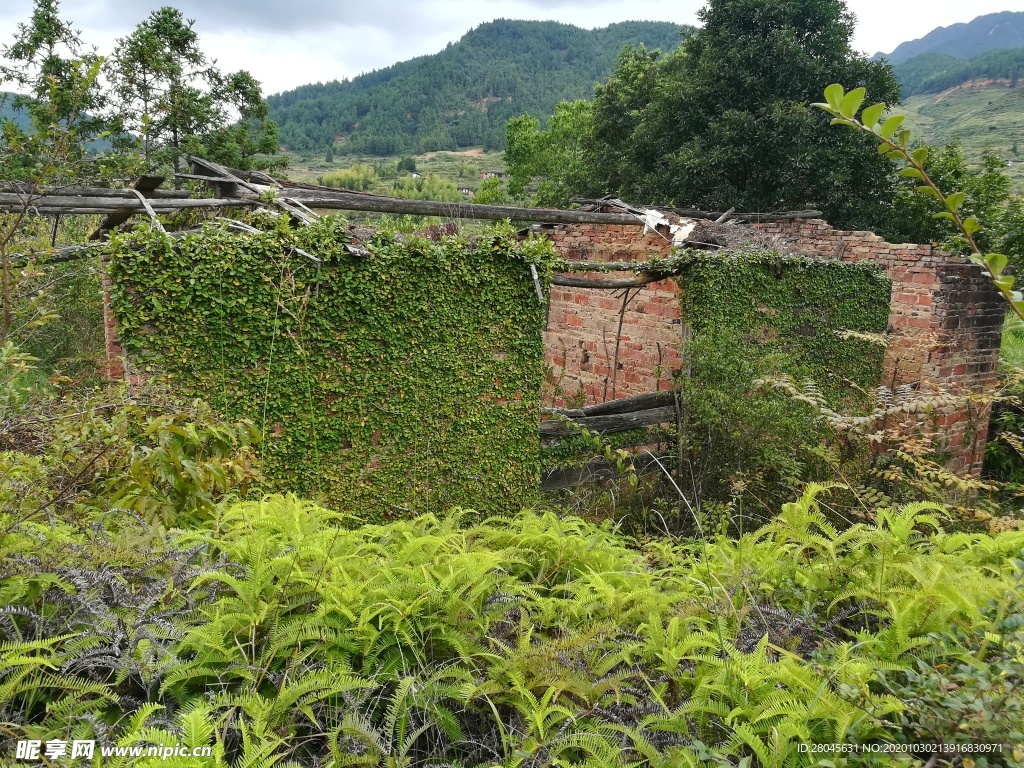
[{"x1": 639, "y1": 208, "x2": 698, "y2": 245}]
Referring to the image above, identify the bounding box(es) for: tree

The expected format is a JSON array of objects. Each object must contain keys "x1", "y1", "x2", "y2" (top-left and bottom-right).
[
  {"x1": 0, "y1": 0, "x2": 107, "y2": 141},
  {"x1": 473, "y1": 176, "x2": 508, "y2": 205},
  {"x1": 506, "y1": 0, "x2": 902, "y2": 229},
  {"x1": 107, "y1": 6, "x2": 279, "y2": 176},
  {"x1": 884, "y1": 141, "x2": 1012, "y2": 250},
  {"x1": 325, "y1": 143, "x2": 334, "y2": 163},
  {"x1": 505, "y1": 100, "x2": 601, "y2": 206},
  {"x1": 0, "y1": 1, "x2": 140, "y2": 346},
  {"x1": 397, "y1": 156, "x2": 417, "y2": 173}
]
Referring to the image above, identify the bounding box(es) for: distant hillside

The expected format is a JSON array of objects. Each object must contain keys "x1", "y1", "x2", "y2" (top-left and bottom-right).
[
  {"x1": 877, "y1": 11, "x2": 1024, "y2": 64},
  {"x1": 895, "y1": 48, "x2": 1024, "y2": 96},
  {"x1": 267, "y1": 19, "x2": 687, "y2": 155},
  {"x1": 892, "y1": 83, "x2": 1024, "y2": 191},
  {"x1": 0, "y1": 93, "x2": 33, "y2": 131}
]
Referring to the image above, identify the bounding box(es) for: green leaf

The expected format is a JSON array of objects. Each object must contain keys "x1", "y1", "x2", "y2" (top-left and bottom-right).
[
  {"x1": 877, "y1": 142, "x2": 893, "y2": 154},
  {"x1": 916, "y1": 186, "x2": 941, "y2": 200},
  {"x1": 911, "y1": 146, "x2": 928, "y2": 166},
  {"x1": 962, "y1": 217, "x2": 982, "y2": 234},
  {"x1": 824, "y1": 84, "x2": 844, "y2": 111},
  {"x1": 860, "y1": 103, "x2": 885, "y2": 129},
  {"x1": 946, "y1": 191, "x2": 966, "y2": 211},
  {"x1": 887, "y1": 150, "x2": 905, "y2": 161},
  {"x1": 995, "y1": 274, "x2": 1015, "y2": 291},
  {"x1": 986, "y1": 252, "x2": 1008, "y2": 277},
  {"x1": 933, "y1": 211, "x2": 954, "y2": 221},
  {"x1": 896, "y1": 129, "x2": 911, "y2": 147},
  {"x1": 839, "y1": 87, "x2": 866, "y2": 119},
  {"x1": 898, "y1": 168, "x2": 924, "y2": 180},
  {"x1": 879, "y1": 115, "x2": 905, "y2": 140}
]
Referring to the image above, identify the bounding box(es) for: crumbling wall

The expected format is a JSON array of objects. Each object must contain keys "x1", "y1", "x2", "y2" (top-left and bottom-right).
[{"x1": 539, "y1": 217, "x2": 1004, "y2": 472}]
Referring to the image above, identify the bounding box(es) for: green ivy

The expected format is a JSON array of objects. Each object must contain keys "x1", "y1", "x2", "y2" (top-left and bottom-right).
[
  {"x1": 676, "y1": 250, "x2": 891, "y2": 400},
  {"x1": 106, "y1": 217, "x2": 556, "y2": 520}
]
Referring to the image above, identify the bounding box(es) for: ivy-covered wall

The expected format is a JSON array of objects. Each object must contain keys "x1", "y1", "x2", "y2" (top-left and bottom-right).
[
  {"x1": 676, "y1": 251, "x2": 892, "y2": 398},
  {"x1": 107, "y1": 218, "x2": 554, "y2": 519}
]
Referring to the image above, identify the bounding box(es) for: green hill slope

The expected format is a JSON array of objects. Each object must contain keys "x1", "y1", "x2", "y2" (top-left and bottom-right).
[
  {"x1": 895, "y1": 48, "x2": 1024, "y2": 97},
  {"x1": 892, "y1": 83, "x2": 1024, "y2": 190},
  {"x1": 267, "y1": 19, "x2": 687, "y2": 155}
]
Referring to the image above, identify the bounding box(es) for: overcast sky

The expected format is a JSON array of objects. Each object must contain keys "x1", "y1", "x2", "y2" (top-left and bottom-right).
[{"x1": 0, "y1": 0, "x2": 1017, "y2": 96}]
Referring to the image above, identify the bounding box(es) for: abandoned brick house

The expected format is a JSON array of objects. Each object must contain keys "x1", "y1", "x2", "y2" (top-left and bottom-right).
[{"x1": 86, "y1": 160, "x2": 1004, "y2": 476}]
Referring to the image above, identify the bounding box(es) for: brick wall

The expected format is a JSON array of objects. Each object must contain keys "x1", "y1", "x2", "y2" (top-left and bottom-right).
[
  {"x1": 537, "y1": 218, "x2": 1004, "y2": 472},
  {"x1": 539, "y1": 223, "x2": 678, "y2": 406}
]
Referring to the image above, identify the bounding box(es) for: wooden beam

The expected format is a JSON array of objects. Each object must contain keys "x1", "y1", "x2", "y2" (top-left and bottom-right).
[
  {"x1": 569, "y1": 198, "x2": 822, "y2": 222},
  {"x1": 89, "y1": 175, "x2": 164, "y2": 241},
  {"x1": 283, "y1": 191, "x2": 646, "y2": 225},
  {"x1": 551, "y1": 273, "x2": 667, "y2": 289},
  {"x1": 0, "y1": 183, "x2": 193, "y2": 199},
  {"x1": 0, "y1": 194, "x2": 253, "y2": 213},
  {"x1": 539, "y1": 406, "x2": 676, "y2": 438},
  {"x1": 542, "y1": 391, "x2": 675, "y2": 420}
]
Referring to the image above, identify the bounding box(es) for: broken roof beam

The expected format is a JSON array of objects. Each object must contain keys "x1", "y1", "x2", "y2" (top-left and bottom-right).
[
  {"x1": 186, "y1": 154, "x2": 317, "y2": 225},
  {"x1": 278, "y1": 191, "x2": 648, "y2": 225},
  {"x1": 0, "y1": 194, "x2": 253, "y2": 214},
  {"x1": 569, "y1": 197, "x2": 821, "y2": 223},
  {"x1": 89, "y1": 175, "x2": 164, "y2": 241}
]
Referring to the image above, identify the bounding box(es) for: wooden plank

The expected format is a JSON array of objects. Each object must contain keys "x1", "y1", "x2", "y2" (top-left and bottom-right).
[
  {"x1": 539, "y1": 406, "x2": 675, "y2": 438},
  {"x1": 0, "y1": 195, "x2": 253, "y2": 213},
  {"x1": 543, "y1": 391, "x2": 676, "y2": 420},
  {"x1": 569, "y1": 198, "x2": 822, "y2": 222},
  {"x1": 551, "y1": 273, "x2": 666, "y2": 289},
  {"x1": 0, "y1": 183, "x2": 193, "y2": 199}
]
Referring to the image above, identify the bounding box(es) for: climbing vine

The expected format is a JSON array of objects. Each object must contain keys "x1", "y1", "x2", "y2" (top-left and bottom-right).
[
  {"x1": 677, "y1": 250, "x2": 891, "y2": 399},
  {"x1": 106, "y1": 217, "x2": 555, "y2": 519}
]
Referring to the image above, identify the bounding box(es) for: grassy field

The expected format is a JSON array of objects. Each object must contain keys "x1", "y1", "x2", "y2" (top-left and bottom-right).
[
  {"x1": 282, "y1": 147, "x2": 507, "y2": 197},
  {"x1": 892, "y1": 82, "x2": 1024, "y2": 192}
]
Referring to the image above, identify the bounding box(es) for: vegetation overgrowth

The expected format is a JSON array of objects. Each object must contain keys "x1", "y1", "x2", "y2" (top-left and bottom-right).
[
  {"x1": 2, "y1": 482, "x2": 1023, "y2": 766},
  {"x1": 106, "y1": 217, "x2": 553, "y2": 516}
]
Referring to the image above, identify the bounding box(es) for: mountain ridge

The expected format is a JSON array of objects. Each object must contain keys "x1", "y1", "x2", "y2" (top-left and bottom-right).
[
  {"x1": 876, "y1": 11, "x2": 1024, "y2": 64},
  {"x1": 267, "y1": 19, "x2": 687, "y2": 155}
]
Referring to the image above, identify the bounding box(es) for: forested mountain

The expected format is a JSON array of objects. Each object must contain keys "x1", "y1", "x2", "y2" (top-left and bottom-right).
[
  {"x1": 267, "y1": 19, "x2": 686, "y2": 155},
  {"x1": 877, "y1": 11, "x2": 1024, "y2": 63},
  {"x1": 894, "y1": 48, "x2": 1024, "y2": 96}
]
